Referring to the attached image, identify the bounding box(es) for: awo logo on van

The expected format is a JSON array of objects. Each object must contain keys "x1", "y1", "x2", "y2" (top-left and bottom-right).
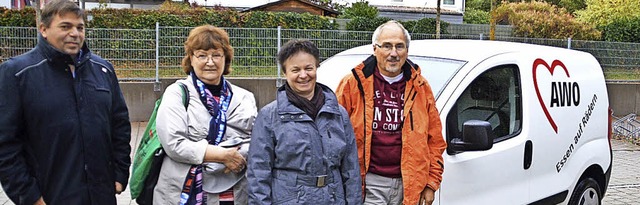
[
  {"x1": 533, "y1": 59, "x2": 579, "y2": 133},
  {"x1": 532, "y1": 58, "x2": 600, "y2": 172}
]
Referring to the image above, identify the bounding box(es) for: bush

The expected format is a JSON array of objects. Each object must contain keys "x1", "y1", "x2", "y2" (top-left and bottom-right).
[
  {"x1": 494, "y1": 1, "x2": 600, "y2": 40},
  {"x1": 0, "y1": 7, "x2": 36, "y2": 27},
  {"x1": 600, "y1": 16, "x2": 640, "y2": 43},
  {"x1": 575, "y1": 0, "x2": 640, "y2": 29},
  {"x1": 346, "y1": 16, "x2": 392, "y2": 31},
  {"x1": 465, "y1": 0, "x2": 491, "y2": 11},
  {"x1": 339, "y1": 1, "x2": 378, "y2": 19},
  {"x1": 88, "y1": 8, "x2": 242, "y2": 29},
  {"x1": 403, "y1": 18, "x2": 449, "y2": 35},
  {"x1": 558, "y1": 0, "x2": 586, "y2": 14},
  {"x1": 464, "y1": 8, "x2": 489, "y2": 24},
  {"x1": 241, "y1": 11, "x2": 337, "y2": 29}
]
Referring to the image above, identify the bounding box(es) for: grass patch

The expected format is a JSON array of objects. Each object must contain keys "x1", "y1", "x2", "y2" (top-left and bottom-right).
[{"x1": 604, "y1": 67, "x2": 640, "y2": 81}]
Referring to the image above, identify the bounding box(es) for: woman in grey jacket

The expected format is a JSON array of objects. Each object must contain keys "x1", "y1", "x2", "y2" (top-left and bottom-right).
[
  {"x1": 154, "y1": 25, "x2": 257, "y2": 205},
  {"x1": 247, "y1": 39, "x2": 362, "y2": 205}
]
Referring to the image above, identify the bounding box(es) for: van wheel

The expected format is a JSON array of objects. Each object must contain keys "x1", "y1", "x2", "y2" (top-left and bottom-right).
[{"x1": 569, "y1": 177, "x2": 601, "y2": 205}]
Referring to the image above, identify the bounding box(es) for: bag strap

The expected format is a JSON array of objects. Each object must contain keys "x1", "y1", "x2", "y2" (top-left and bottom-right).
[
  {"x1": 178, "y1": 82, "x2": 190, "y2": 110},
  {"x1": 154, "y1": 82, "x2": 190, "y2": 157}
]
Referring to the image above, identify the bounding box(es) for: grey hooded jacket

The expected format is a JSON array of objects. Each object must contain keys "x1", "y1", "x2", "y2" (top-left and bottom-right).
[{"x1": 247, "y1": 84, "x2": 362, "y2": 205}]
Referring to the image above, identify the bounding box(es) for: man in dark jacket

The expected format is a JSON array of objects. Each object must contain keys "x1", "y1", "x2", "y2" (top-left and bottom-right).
[{"x1": 0, "y1": 0, "x2": 131, "y2": 204}]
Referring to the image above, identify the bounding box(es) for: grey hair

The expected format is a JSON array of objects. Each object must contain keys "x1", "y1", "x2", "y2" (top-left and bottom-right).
[{"x1": 371, "y1": 20, "x2": 411, "y2": 48}]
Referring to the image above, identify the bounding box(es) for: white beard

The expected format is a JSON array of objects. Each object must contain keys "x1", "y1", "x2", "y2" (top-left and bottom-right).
[{"x1": 384, "y1": 66, "x2": 401, "y2": 74}]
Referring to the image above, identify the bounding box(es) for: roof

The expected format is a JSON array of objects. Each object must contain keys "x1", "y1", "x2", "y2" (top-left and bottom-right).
[{"x1": 242, "y1": 0, "x2": 340, "y2": 16}]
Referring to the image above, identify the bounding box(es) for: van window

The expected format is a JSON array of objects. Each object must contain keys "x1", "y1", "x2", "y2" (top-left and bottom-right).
[{"x1": 446, "y1": 65, "x2": 522, "y2": 145}]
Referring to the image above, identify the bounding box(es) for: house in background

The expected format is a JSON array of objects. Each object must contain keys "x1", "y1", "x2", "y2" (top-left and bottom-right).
[
  {"x1": 357, "y1": 0, "x2": 464, "y2": 23},
  {"x1": 190, "y1": 0, "x2": 270, "y2": 10},
  {"x1": 0, "y1": 0, "x2": 31, "y2": 9},
  {"x1": 0, "y1": 0, "x2": 464, "y2": 24},
  {"x1": 242, "y1": 0, "x2": 339, "y2": 17},
  {"x1": 202, "y1": 0, "x2": 464, "y2": 23}
]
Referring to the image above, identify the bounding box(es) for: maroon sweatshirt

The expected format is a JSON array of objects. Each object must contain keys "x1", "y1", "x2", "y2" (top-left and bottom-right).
[{"x1": 369, "y1": 68, "x2": 406, "y2": 178}]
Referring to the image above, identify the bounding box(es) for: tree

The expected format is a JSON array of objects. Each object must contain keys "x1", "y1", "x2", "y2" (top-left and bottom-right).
[
  {"x1": 489, "y1": 0, "x2": 496, "y2": 39},
  {"x1": 575, "y1": 0, "x2": 640, "y2": 28},
  {"x1": 435, "y1": 0, "x2": 441, "y2": 39},
  {"x1": 30, "y1": 0, "x2": 41, "y2": 27}
]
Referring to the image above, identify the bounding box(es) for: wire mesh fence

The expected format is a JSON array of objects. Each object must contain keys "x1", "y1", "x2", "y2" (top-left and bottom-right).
[
  {"x1": 1, "y1": 25, "x2": 639, "y2": 81},
  {"x1": 88, "y1": 28, "x2": 157, "y2": 80}
]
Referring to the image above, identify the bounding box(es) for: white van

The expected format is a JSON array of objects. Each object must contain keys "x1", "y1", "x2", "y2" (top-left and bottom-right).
[{"x1": 317, "y1": 40, "x2": 613, "y2": 205}]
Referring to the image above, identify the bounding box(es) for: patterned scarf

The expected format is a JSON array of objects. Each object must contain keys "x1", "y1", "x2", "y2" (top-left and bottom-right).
[{"x1": 179, "y1": 73, "x2": 233, "y2": 205}]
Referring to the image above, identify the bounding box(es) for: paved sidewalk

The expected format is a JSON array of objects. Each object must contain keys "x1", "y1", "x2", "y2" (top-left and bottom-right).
[
  {"x1": 603, "y1": 138, "x2": 640, "y2": 205},
  {"x1": 1, "y1": 122, "x2": 639, "y2": 204}
]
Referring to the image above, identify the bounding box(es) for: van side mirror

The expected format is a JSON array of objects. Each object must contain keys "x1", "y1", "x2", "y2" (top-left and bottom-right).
[{"x1": 449, "y1": 120, "x2": 494, "y2": 154}]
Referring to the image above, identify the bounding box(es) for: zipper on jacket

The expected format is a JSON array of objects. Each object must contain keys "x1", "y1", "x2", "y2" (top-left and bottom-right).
[
  {"x1": 409, "y1": 110, "x2": 414, "y2": 131},
  {"x1": 411, "y1": 90, "x2": 417, "y2": 101},
  {"x1": 407, "y1": 86, "x2": 415, "y2": 102}
]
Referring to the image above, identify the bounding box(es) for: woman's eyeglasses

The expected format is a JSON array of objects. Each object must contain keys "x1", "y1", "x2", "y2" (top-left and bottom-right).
[{"x1": 193, "y1": 54, "x2": 224, "y2": 62}]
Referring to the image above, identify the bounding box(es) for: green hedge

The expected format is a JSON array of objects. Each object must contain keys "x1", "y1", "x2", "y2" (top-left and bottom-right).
[
  {"x1": 403, "y1": 18, "x2": 450, "y2": 35},
  {"x1": 347, "y1": 16, "x2": 449, "y2": 34},
  {"x1": 463, "y1": 8, "x2": 490, "y2": 24},
  {"x1": 346, "y1": 16, "x2": 393, "y2": 31},
  {"x1": 242, "y1": 11, "x2": 337, "y2": 29},
  {"x1": 0, "y1": 6, "x2": 336, "y2": 29},
  {"x1": 601, "y1": 16, "x2": 640, "y2": 43},
  {"x1": 0, "y1": 7, "x2": 36, "y2": 27}
]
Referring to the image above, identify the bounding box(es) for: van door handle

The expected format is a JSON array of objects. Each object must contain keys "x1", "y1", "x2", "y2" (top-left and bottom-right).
[{"x1": 524, "y1": 140, "x2": 533, "y2": 170}]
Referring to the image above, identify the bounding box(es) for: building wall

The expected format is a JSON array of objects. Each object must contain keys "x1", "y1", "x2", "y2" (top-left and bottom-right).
[
  {"x1": 0, "y1": 0, "x2": 12, "y2": 8},
  {"x1": 263, "y1": 1, "x2": 323, "y2": 16},
  {"x1": 379, "y1": 11, "x2": 463, "y2": 23},
  {"x1": 188, "y1": 0, "x2": 269, "y2": 8},
  {"x1": 122, "y1": 78, "x2": 279, "y2": 121}
]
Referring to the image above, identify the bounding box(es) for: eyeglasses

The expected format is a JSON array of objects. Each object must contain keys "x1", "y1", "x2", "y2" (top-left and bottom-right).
[
  {"x1": 193, "y1": 53, "x2": 224, "y2": 62},
  {"x1": 375, "y1": 43, "x2": 407, "y2": 52}
]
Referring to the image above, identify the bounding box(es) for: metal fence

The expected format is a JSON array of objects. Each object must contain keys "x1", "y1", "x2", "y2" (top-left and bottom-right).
[
  {"x1": 1, "y1": 25, "x2": 639, "y2": 81},
  {"x1": 447, "y1": 24, "x2": 514, "y2": 37}
]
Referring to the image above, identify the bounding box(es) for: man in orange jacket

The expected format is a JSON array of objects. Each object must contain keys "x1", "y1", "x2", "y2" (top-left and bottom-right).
[{"x1": 335, "y1": 20, "x2": 447, "y2": 205}]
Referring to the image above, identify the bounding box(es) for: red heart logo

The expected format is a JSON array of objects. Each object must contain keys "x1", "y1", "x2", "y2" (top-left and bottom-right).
[{"x1": 533, "y1": 59, "x2": 569, "y2": 134}]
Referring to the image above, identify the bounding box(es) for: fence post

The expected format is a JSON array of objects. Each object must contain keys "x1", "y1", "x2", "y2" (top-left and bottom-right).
[
  {"x1": 276, "y1": 26, "x2": 283, "y2": 87},
  {"x1": 480, "y1": 33, "x2": 484, "y2": 40},
  {"x1": 154, "y1": 22, "x2": 161, "y2": 92},
  {"x1": 567, "y1": 37, "x2": 572, "y2": 49}
]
